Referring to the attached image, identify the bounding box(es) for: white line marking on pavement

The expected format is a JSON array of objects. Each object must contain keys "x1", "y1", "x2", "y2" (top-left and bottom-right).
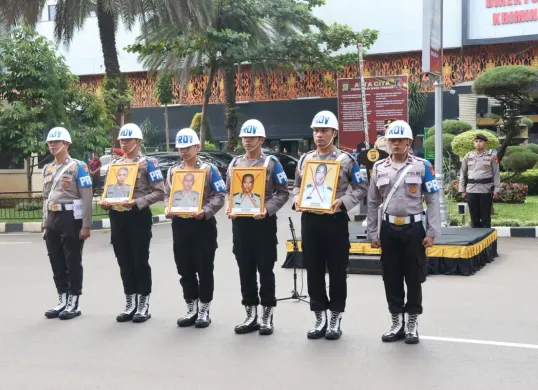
[
  {"x1": 422, "y1": 336, "x2": 538, "y2": 350},
  {"x1": 0, "y1": 241, "x2": 32, "y2": 245}
]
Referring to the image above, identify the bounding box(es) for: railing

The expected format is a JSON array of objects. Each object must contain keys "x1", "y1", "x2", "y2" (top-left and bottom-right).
[{"x1": 0, "y1": 191, "x2": 108, "y2": 221}]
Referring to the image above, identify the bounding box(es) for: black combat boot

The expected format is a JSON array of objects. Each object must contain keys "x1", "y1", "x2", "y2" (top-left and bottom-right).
[
  {"x1": 405, "y1": 314, "x2": 419, "y2": 344},
  {"x1": 177, "y1": 299, "x2": 199, "y2": 327},
  {"x1": 307, "y1": 311, "x2": 327, "y2": 340},
  {"x1": 59, "y1": 294, "x2": 81, "y2": 320},
  {"x1": 132, "y1": 294, "x2": 151, "y2": 323},
  {"x1": 259, "y1": 307, "x2": 274, "y2": 336},
  {"x1": 45, "y1": 293, "x2": 67, "y2": 319},
  {"x1": 234, "y1": 306, "x2": 260, "y2": 334},
  {"x1": 195, "y1": 301, "x2": 212, "y2": 329},
  {"x1": 382, "y1": 313, "x2": 406, "y2": 342},
  {"x1": 116, "y1": 294, "x2": 137, "y2": 323},
  {"x1": 325, "y1": 311, "x2": 342, "y2": 340}
]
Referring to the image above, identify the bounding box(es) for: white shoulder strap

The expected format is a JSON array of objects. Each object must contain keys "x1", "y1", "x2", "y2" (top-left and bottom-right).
[
  {"x1": 167, "y1": 167, "x2": 173, "y2": 187},
  {"x1": 49, "y1": 160, "x2": 76, "y2": 201},
  {"x1": 382, "y1": 164, "x2": 414, "y2": 215},
  {"x1": 336, "y1": 153, "x2": 349, "y2": 162},
  {"x1": 263, "y1": 156, "x2": 272, "y2": 168}
]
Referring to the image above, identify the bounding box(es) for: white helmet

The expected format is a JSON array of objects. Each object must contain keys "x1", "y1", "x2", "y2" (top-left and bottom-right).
[
  {"x1": 311, "y1": 111, "x2": 338, "y2": 131},
  {"x1": 46, "y1": 127, "x2": 72, "y2": 143},
  {"x1": 239, "y1": 119, "x2": 266, "y2": 138},
  {"x1": 385, "y1": 120, "x2": 414, "y2": 140},
  {"x1": 118, "y1": 123, "x2": 143, "y2": 140},
  {"x1": 175, "y1": 128, "x2": 200, "y2": 148}
]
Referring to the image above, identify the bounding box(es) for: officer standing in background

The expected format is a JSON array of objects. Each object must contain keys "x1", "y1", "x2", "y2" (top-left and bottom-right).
[
  {"x1": 165, "y1": 129, "x2": 226, "y2": 328},
  {"x1": 226, "y1": 119, "x2": 290, "y2": 336},
  {"x1": 367, "y1": 120, "x2": 441, "y2": 345},
  {"x1": 294, "y1": 111, "x2": 368, "y2": 341},
  {"x1": 100, "y1": 123, "x2": 165, "y2": 323},
  {"x1": 42, "y1": 127, "x2": 93, "y2": 320},
  {"x1": 459, "y1": 133, "x2": 500, "y2": 228}
]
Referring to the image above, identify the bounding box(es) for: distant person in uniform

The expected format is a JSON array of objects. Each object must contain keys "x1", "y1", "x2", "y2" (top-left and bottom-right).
[
  {"x1": 459, "y1": 133, "x2": 500, "y2": 228},
  {"x1": 106, "y1": 167, "x2": 131, "y2": 199},
  {"x1": 233, "y1": 174, "x2": 261, "y2": 210},
  {"x1": 172, "y1": 173, "x2": 200, "y2": 208},
  {"x1": 300, "y1": 163, "x2": 334, "y2": 209}
]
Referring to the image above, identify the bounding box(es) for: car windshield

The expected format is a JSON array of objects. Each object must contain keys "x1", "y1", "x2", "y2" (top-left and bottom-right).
[{"x1": 100, "y1": 155, "x2": 111, "y2": 165}]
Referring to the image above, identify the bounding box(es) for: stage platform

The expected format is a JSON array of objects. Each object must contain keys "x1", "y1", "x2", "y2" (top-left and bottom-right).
[{"x1": 283, "y1": 225, "x2": 498, "y2": 276}]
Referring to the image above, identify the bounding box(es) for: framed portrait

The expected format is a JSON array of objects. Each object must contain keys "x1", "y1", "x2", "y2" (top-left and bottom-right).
[
  {"x1": 168, "y1": 169, "x2": 206, "y2": 216},
  {"x1": 102, "y1": 163, "x2": 139, "y2": 204},
  {"x1": 297, "y1": 160, "x2": 340, "y2": 212},
  {"x1": 229, "y1": 167, "x2": 266, "y2": 216}
]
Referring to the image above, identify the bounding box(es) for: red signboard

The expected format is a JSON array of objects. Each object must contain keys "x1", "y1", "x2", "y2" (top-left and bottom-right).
[
  {"x1": 337, "y1": 76, "x2": 409, "y2": 152},
  {"x1": 423, "y1": 0, "x2": 442, "y2": 75}
]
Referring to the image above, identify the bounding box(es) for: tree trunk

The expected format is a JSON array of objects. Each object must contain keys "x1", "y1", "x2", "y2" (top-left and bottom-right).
[
  {"x1": 26, "y1": 156, "x2": 33, "y2": 193},
  {"x1": 96, "y1": 0, "x2": 121, "y2": 78},
  {"x1": 223, "y1": 67, "x2": 238, "y2": 152},
  {"x1": 200, "y1": 62, "x2": 218, "y2": 151},
  {"x1": 165, "y1": 104, "x2": 170, "y2": 151}
]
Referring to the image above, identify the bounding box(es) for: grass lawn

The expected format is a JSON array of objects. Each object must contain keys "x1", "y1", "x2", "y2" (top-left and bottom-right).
[{"x1": 447, "y1": 195, "x2": 538, "y2": 227}]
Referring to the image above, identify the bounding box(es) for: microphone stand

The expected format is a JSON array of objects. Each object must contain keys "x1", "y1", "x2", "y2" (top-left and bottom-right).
[{"x1": 277, "y1": 217, "x2": 309, "y2": 303}]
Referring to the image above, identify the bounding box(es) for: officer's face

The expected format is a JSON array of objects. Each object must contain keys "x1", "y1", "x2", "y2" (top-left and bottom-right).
[
  {"x1": 315, "y1": 166, "x2": 327, "y2": 186},
  {"x1": 117, "y1": 169, "x2": 128, "y2": 184},
  {"x1": 183, "y1": 175, "x2": 194, "y2": 190},
  {"x1": 388, "y1": 138, "x2": 411, "y2": 155},
  {"x1": 120, "y1": 138, "x2": 139, "y2": 153},
  {"x1": 474, "y1": 139, "x2": 486, "y2": 150},
  {"x1": 179, "y1": 145, "x2": 199, "y2": 160},
  {"x1": 242, "y1": 136, "x2": 263, "y2": 151},
  {"x1": 47, "y1": 141, "x2": 65, "y2": 155},
  {"x1": 242, "y1": 176, "x2": 254, "y2": 193},
  {"x1": 313, "y1": 128, "x2": 335, "y2": 148}
]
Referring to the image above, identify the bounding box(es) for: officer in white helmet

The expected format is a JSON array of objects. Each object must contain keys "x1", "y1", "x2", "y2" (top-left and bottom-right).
[
  {"x1": 226, "y1": 119, "x2": 290, "y2": 336},
  {"x1": 100, "y1": 123, "x2": 165, "y2": 323},
  {"x1": 293, "y1": 110, "x2": 367, "y2": 341},
  {"x1": 367, "y1": 120, "x2": 440, "y2": 345},
  {"x1": 42, "y1": 127, "x2": 93, "y2": 320},
  {"x1": 164, "y1": 128, "x2": 226, "y2": 328}
]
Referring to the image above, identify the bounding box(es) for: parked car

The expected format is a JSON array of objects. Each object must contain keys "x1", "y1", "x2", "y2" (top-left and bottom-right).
[
  {"x1": 266, "y1": 152, "x2": 299, "y2": 181},
  {"x1": 147, "y1": 152, "x2": 229, "y2": 181}
]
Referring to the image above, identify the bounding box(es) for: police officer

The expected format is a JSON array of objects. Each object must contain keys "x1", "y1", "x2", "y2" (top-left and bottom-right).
[
  {"x1": 459, "y1": 133, "x2": 501, "y2": 228},
  {"x1": 100, "y1": 123, "x2": 165, "y2": 323},
  {"x1": 293, "y1": 111, "x2": 368, "y2": 341},
  {"x1": 42, "y1": 127, "x2": 93, "y2": 320},
  {"x1": 226, "y1": 119, "x2": 290, "y2": 336},
  {"x1": 164, "y1": 129, "x2": 226, "y2": 328},
  {"x1": 373, "y1": 119, "x2": 394, "y2": 154},
  {"x1": 367, "y1": 120, "x2": 441, "y2": 345}
]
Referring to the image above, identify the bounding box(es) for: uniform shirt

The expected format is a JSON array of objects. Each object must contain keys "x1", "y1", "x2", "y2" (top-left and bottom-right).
[
  {"x1": 374, "y1": 136, "x2": 390, "y2": 154},
  {"x1": 42, "y1": 156, "x2": 93, "y2": 228},
  {"x1": 458, "y1": 150, "x2": 501, "y2": 194},
  {"x1": 172, "y1": 190, "x2": 200, "y2": 208},
  {"x1": 112, "y1": 153, "x2": 165, "y2": 209},
  {"x1": 226, "y1": 154, "x2": 290, "y2": 216},
  {"x1": 293, "y1": 148, "x2": 367, "y2": 213},
  {"x1": 232, "y1": 192, "x2": 262, "y2": 209},
  {"x1": 106, "y1": 184, "x2": 132, "y2": 199},
  {"x1": 367, "y1": 154, "x2": 441, "y2": 240},
  {"x1": 300, "y1": 183, "x2": 334, "y2": 209},
  {"x1": 164, "y1": 159, "x2": 226, "y2": 219}
]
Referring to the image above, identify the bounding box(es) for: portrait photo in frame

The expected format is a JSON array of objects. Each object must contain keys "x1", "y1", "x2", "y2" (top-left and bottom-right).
[
  {"x1": 229, "y1": 167, "x2": 266, "y2": 216},
  {"x1": 297, "y1": 160, "x2": 340, "y2": 212},
  {"x1": 168, "y1": 169, "x2": 206, "y2": 216},
  {"x1": 102, "y1": 163, "x2": 139, "y2": 204}
]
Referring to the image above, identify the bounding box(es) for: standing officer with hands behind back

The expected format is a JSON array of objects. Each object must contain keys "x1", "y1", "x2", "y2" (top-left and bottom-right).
[
  {"x1": 100, "y1": 123, "x2": 165, "y2": 324},
  {"x1": 226, "y1": 119, "x2": 290, "y2": 336},
  {"x1": 367, "y1": 120, "x2": 440, "y2": 345},
  {"x1": 294, "y1": 111, "x2": 368, "y2": 341},
  {"x1": 42, "y1": 127, "x2": 93, "y2": 320},
  {"x1": 459, "y1": 133, "x2": 500, "y2": 228}
]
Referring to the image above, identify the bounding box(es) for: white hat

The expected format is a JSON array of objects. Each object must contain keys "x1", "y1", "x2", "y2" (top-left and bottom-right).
[
  {"x1": 46, "y1": 127, "x2": 72, "y2": 143},
  {"x1": 175, "y1": 128, "x2": 200, "y2": 148},
  {"x1": 311, "y1": 111, "x2": 338, "y2": 131},
  {"x1": 385, "y1": 120, "x2": 414, "y2": 140},
  {"x1": 118, "y1": 123, "x2": 143, "y2": 140},
  {"x1": 239, "y1": 119, "x2": 266, "y2": 138}
]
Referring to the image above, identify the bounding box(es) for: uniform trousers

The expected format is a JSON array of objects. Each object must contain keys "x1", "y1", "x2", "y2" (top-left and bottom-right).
[
  {"x1": 172, "y1": 216, "x2": 218, "y2": 303},
  {"x1": 110, "y1": 207, "x2": 153, "y2": 296},
  {"x1": 45, "y1": 210, "x2": 84, "y2": 295},
  {"x1": 232, "y1": 215, "x2": 278, "y2": 307},
  {"x1": 380, "y1": 221, "x2": 427, "y2": 315},
  {"x1": 466, "y1": 192, "x2": 493, "y2": 228},
  {"x1": 301, "y1": 212, "x2": 350, "y2": 313}
]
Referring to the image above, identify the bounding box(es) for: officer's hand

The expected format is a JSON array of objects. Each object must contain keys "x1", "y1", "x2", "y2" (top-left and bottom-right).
[
  {"x1": 193, "y1": 210, "x2": 205, "y2": 220},
  {"x1": 462, "y1": 192, "x2": 467, "y2": 199},
  {"x1": 121, "y1": 200, "x2": 136, "y2": 209},
  {"x1": 165, "y1": 209, "x2": 174, "y2": 219},
  {"x1": 226, "y1": 206, "x2": 236, "y2": 220},
  {"x1": 422, "y1": 237, "x2": 435, "y2": 248},
  {"x1": 493, "y1": 193, "x2": 500, "y2": 201},
  {"x1": 100, "y1": 200, "x2": 111, "y2": 210},
  {"x1": 253, "y1": 208, "x2": 268, "y2": 220},
  {"x1": 42, "y1": 228, "x2": 47, "y2": 240},
  {"x1": 79, "y1": 227, "x2": 91, "y2": 241},
  {"x1": 371, "y1": 239, "x2": 381, "y2": 249},
  {"x1": 329, "y1": 199, "x2": 343, "y2": 214}
]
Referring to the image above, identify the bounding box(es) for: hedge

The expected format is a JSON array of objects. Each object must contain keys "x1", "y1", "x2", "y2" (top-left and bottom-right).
[
  {"x1": 446, "y1": 180, "x2": 528, "y2": 203},
  {"x1": 501, "y1": 169, "x2": 538, "y2": 195}
]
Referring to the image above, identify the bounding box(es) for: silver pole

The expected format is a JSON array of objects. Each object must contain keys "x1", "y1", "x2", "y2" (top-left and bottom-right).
[
  {"x1": 357, "y1": 43, "x2": 369, "y2": 149},
  {"x1": 435, "y1": 0, "x2": 448, "y2": 226}
]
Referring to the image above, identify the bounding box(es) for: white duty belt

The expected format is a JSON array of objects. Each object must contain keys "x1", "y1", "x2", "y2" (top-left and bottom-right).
[{"x1": 382, "y1": 212, "x2": 423, "y2": 226}]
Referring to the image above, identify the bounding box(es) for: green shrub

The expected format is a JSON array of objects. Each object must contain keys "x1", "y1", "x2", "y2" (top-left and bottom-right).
[
  {"x1": 204, "y1": 141, "x2": 216, "y2": 151},
  {"x1": 492, "y1": 218, "x2": 538, "y2": 227},
  {"x1": 520, "y1": 117, "x2": 534, "y2": 128},
  {"x1": 451, "y1": 130, "x2": 500, "y2": 157},
  {"x1": 447, "y1": 180, "x2": 528, "y2": 203},
  {"x1": 424, "y1": 133, "x2": 456, "y2": 153},
  {"x1": 446, "y1": 179, "x2": 464, "y2": 202},
  {"x1": 427, "y1": 120, "x2": 472, "y2": 138},
  {"x1": 525, "y1": 143, "x2": 538, "y2": 154},
  {"x1": 15, "y1": 201, "x2": 42, "y2": 211},
  {"x1": 501, "y1": 169, "x2": 538, "y2": 195},
  {"x1": 190, "y1": 113, "x2": 213, "y2": 143},
  {"x1": 501, "y1": 148, "x2": 538, "y2": 172},
  {"x1": 234, "y1": 144, "x2": 245, "y2": 154}
]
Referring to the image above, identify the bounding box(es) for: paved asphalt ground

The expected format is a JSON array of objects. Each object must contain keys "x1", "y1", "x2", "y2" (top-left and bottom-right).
[{"x1": 1, "y1": 200, "x2": 537, "y2": 389}]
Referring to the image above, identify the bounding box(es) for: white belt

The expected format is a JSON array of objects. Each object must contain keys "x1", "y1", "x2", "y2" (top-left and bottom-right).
[
  {"x1": 48, "y1": 203, "x2": 74, "y2": 212},
  {"x1": 383, "y1": 212, "x2": 423, "y2": 226},
  {"x1": 111, "y1": 205, "x2": 129, "y2": 212}
]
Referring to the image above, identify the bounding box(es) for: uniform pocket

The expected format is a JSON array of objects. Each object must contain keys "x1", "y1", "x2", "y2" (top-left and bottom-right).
[
  {"x1": 376, "y1": 177, "x2": 390, "y2": 196},
  {"x1": 404, "y1": 176, "x2": 422, "y2": 198}
]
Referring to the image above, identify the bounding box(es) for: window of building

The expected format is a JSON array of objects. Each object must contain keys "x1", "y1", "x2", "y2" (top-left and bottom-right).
[
  {"x1": 0, "y1": 153, "x2": 24, "y2": 169},
  {"x1": 48, "y1": 5, "x2": 57, "y2": 21}
]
